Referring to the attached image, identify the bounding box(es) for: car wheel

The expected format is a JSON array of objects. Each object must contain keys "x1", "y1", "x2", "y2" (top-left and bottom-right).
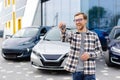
[
  {"x1": 102, "y1": 47, "x2": 107, "y2": 51},
  {"x1": 104, "y1": 50, "x2": 113, "y2": 67}
]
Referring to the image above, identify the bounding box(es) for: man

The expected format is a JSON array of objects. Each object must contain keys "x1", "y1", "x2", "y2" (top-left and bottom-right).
[{"x1": 58, "y1": 12, "x2": 103, "y2": 80}]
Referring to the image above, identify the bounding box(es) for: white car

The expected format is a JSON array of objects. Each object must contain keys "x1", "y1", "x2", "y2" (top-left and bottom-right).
[{"x1": 31, "y1": 27, "x2": 76, "y2": 70}]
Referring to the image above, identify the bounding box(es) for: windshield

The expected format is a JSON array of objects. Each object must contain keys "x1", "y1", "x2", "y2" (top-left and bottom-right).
[
  {"x1": 44, "y1": 27, "x2": 76, "y2": 41},
  {"x1": 44, "y1": 27, "x2": 61, "y2": 41},
  {"x1": 113, "y1": 29, "x2": 120, "y2": 40},
  {"x1": 12, "y1": 28, "x2": 39, "y2": 38}
]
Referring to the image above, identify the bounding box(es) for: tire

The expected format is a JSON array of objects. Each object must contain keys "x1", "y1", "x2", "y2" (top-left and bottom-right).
[
  {"x1": 104, "y1": 50, "x2": 113, "y2": 67},
  {"x1": 102, "y1": 47, "x2": 107, "y2": 51}
]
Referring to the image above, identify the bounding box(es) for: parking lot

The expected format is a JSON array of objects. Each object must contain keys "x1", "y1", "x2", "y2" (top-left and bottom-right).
[{"x1": 0, "y1": 38, "x2": 120, "y2": 80}]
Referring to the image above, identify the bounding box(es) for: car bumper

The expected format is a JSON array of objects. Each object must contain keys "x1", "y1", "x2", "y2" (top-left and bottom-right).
[
  {"x1": 2, "y1": 48, "x2": 32, "y2": 59},
  {"x1": 110, "y1": 51, "x2": 120, "y2": 65},
  {"x1": 30, "y1": 52, "x2": 68, "y2": 70}
]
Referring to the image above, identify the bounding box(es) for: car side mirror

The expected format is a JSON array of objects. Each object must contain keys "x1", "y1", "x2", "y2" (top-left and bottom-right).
[
  {"x1": 5, "y1": 35, "x2": 12, "y2": 39},
  {"x1": 105, "y1": 36, "x2": 110, "y2": 43}
]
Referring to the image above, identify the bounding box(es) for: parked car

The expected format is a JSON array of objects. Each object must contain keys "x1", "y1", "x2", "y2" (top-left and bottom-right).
[
  {"x1": 1, "y1": 26, "x2": 51, "y2": 60},
  {"x1": 31, "y1": 27, "x2": 76, "y2": 70},
  {"x1": 91, "y1": 29, "x2": 108, "y2": 51},
  {"x1": 105, "y1": 26, "x2": 120, "y2": 66}
]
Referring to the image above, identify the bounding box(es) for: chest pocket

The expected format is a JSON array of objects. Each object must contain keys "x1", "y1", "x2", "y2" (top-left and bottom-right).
[
  {"x1": 71, "y1": 34, "x2": 81, "y2": 46},
  {"x1": 84, "y1": 35, "x2": 95, "y2": 52}
]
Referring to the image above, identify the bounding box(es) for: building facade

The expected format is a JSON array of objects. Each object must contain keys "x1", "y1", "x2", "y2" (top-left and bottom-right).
[
  {"x1": 43, "y1": 0, "x2": 120, "y2": 33},
  {"x1": 0, "y1": 0, "x2": 41, "y2": 38},
  {"x1": 0, "y1": 0, "x2": 120, "y2": 38}
]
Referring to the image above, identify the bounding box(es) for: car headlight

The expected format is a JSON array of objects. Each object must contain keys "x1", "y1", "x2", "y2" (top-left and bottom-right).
[
  {"x1": 111, "y1": 46, "x2": 120, "y2": 53},
  {"x1": 27, "y1": 48, "x2": 30, "y2": 52},
  {"x1": 64, "y1": 53, "x2": 69, "y2": 57},
  {"x1": 32, "y1": 50, "x2": 40, "y2": 56},
  {"x1": 19, "y1": 41, "x2": 32, "y2": 46},
  {"x1": 22, "y1": 41, "x2": 31, "y2": 45}
]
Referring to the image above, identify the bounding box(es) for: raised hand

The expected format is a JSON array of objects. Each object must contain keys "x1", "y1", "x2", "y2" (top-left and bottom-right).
[{"x1": 58, "y1": 22, "x2": 66, "y2": 33}]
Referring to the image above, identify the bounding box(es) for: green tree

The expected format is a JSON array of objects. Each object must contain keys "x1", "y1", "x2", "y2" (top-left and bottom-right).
[{"x1": 88, "y1": 6, "x2": 106, "y2": 29}]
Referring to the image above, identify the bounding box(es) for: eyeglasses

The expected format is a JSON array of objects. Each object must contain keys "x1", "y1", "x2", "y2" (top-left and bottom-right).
[{"x1": 73, "y1": 18, "x2": 84, "y2": 22}]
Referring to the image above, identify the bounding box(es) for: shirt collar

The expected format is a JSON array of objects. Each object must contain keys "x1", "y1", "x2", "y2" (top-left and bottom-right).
[{"x1": 76, "y1": 29, "x2": 90, "y2": 34}]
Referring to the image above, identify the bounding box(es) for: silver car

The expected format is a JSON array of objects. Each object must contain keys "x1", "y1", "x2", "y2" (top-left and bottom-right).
[{"x1": 31, "y1": 27, "x2": 75, "y2": 70}]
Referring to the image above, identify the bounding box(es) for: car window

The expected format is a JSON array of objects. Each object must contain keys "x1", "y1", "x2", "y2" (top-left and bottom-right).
[
  {"x1": 116, "y1": 36, "x2": 120, "y2": 39},
  {"x1": 114, "y1": 29, "x2": 120, "y2": 39},
  {"x1": 44, "y1": 27, "x2": 76, "y2": 41},
  {"x1": 12, "y1": 28, "x2": 39, "y2": 38}
]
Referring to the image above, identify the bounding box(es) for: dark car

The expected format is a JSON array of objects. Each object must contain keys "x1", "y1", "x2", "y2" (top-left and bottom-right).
[
  {"x1": 105, "y1": 26, "x2": 120, "y2": 66},
  {"x1": 1, "y1": 26, "x2": 51, "y2": 60},
  {"x1": 91, "y1": 29, "x2": 108, "y2": 51}
]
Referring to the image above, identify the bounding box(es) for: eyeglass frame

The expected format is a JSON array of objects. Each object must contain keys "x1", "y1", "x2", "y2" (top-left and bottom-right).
[{"x1": 73, "y1": 18, "x2": 84, "y2": 22}]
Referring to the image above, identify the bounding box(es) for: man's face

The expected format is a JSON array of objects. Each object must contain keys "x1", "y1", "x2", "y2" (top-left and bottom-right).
[{"x1": 74, "y1": 14, "x2": 87, "y2": 30}]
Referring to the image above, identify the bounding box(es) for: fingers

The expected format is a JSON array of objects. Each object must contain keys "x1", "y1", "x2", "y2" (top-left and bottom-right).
[
  {"x1": 80, "y1": 52, "x2": 90, "y2": 61},
  {"x1": 58, "y1": 22, "x2": 66, "y2": 28},
  {"x1": 58, "y1": 22, "x2": 66, "y2": 32}
]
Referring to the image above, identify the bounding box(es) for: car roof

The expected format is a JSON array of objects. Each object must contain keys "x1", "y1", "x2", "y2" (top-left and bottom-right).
[{"x1": 22, "y1": 26, "x2": 51, "y2": 28}]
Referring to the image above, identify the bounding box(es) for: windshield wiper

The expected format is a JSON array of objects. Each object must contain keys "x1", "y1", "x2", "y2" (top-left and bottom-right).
[
  {"x1": 44, "y1": 39, "x2": 51, "y2": 41},
  {"x1": 13, "y1": 36, "x2": 23, "y2": 38}
]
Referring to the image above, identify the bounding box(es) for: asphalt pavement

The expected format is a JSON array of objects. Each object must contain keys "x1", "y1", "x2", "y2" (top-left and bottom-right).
[{"x1": 0, "y1": 38, "x2": 120, "y2": 80}]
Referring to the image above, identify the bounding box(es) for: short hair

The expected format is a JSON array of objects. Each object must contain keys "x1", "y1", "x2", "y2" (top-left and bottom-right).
[{"x1": 74, "y1": 12, "x2": 87, "y2": 20}]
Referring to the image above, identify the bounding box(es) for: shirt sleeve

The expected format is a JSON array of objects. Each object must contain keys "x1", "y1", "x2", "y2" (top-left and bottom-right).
[{"x1": 89, "y1": 34, "x2": 103, "y2": 59}]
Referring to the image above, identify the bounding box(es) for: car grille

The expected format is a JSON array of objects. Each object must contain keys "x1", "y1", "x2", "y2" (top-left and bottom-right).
[
  {"x1": 41, "y1": 59, "x2": 64, "y2": 66},
  {"x1": 42, "y1": 54, "x2": 61, "y2": 60},
  {"x1": 2, "y1": 49, "x2": 26, "y2": 58},
  {"x1": 40, "y1": 54, "x2": 64, "y2": 67}
]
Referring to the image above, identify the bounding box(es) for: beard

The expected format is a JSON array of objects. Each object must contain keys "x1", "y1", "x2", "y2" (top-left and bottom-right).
[{"x1": 76, "y1": 23, "x2": 84, "y2": 30}]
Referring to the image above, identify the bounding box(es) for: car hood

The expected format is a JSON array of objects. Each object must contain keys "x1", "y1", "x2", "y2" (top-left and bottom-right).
[
  {"x1": 2, "y1": 37, "x2": 32, "y2": 47},
  {"x1": 33, "y1": 41, "x2": 70, "y2": 55},
  {"x1": 109, "y1": 39, "x2": 120, "y2": 48}
]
